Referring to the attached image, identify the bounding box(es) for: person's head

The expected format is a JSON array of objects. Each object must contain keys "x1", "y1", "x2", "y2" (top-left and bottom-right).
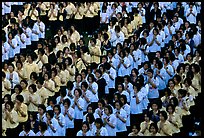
[
  {"x1": 38, "y1": 122, "x2": 47, "y2": 132},
  {"x1": 29, "y1": 112, "x2": 37, "y2": 122},
  {"x1": 75, "y1": 74, "x2": 82, "y2": 83},
  {"x1": 74, "y1": 88, "x2": 82, "y2": 98},
  {"x1": 168, "y1": 79, "x2": 175, "y2": 88},
  {"x1": 99, "y1": 64, "x2": 105, "y2": 73},
  {"x1": 5, "y1": 101, "x2": 14, "y2": 111},
  {"x1": 63, "y1": 98, "x2": 71, "y2": 109},
  {"x1": 88, "y1": 74, "x2": 96, "y2": 83},
  {"x1": 191, "y1": 63, "x2": 200, "y2": 74},
  {"x1": 159, "y1": 110, "x2": 168, "y2": 121},
  {"x1": 82, "y1": 121, "x2": 90, "y2": 132},
  {"x1": 86, "y1": 113, "x2": 95, "y2": 124},
  {"x1": 117, "y1": 83, "x2": 124, "y2": 92},
  {"x1": 95, "y1": 69, "x2": 102, "y2": 79},
  {"x1": 54, "y1": 104, "x2": 61, "y2": 115},
  {"x1": 30, "y1": 72, "x2": 38, "y2": 81},
  {"x1": 44, "y1": 72, "x2": 51, "y2": 81},
  {"x1": 47, "y1": 96, "x2": 56, "y2": 107},
  {"x1": 151, "y1": 101, "x2": 158, "y2": 111},
  {"x1": 38, "y1": 104, "x2": 46, "y2": 115},
  {"x1": 120, "y1": 95, "x2": 127, "y2": 106},
  {"x1": 98, "y1": 99, "x2": 105, "y2": 109},
  {"x1": 81, "y1": 81, "x2": 88, "y2": 91},
  {"x1": 114, "y1": 100, "x2": 123, "y2": 110},
  {"x1": 59, "y1": 87, "x2": 67, "y2": 97},
  {"x1": 173, "y1": 74, "x2": 181, "y2": 85},
  {"x1": 46, "y1": 110, "x2": 54, "y2": 120},
  {"x1": 104, "y1": 105, "x2": 113, "y2": 115},
  {"x1": 147, "y1": 68, "x2": 154, "y2": 78},
  {"x1": 28, "y1": 84, "x2": 37, "y2": 94},
  {"x1": 166, "y1": 103, "x2": 175, "y2": 114},
  {"x1": 149, "y1": 123, "x2": 159, "y2": 134},
  {"x1": 14, "y1": 84, "x2": 23, "y2": 94},
  {"x1": 3, "y1": 94, "x2": 11, "y2": 104},
  {"x1": 23, "y1": 121, "x2": 32, "y2": 132},
  {"x1": 143, "y1": 111, "x2": 151, "y2": 122},
  {"x1": 170, "y1": 97, "x2": 179, "y2": 107},
  {"x1": 15, "y1": 94, "x2": 24, "y2": 105},
  {"x1": 131, "y1": 68, "x2": 139, "y2": 77},
  {"x1": 8, "y1": 63, "x2": 15, "y2": 72},
  {"x1": 131, "y1": 125, "x2": 140, "y2": 134},
  {"x1": 184, "y1": 78, "x2": 192, "y2": 87},
  {"x1": 95, "y1": 118, "x2": 103, "y2": 129},
  {"x1": 178, "y1": 89, "x2": 187, "y2": 98}
]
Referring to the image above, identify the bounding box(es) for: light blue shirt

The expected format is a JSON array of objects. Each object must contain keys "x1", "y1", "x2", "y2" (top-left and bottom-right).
[
  {"x1": 114, "y1": 108, "x2": 127, "y2": 132},
  {"x1": 73, "y1": 97, "x2": 84, "y2": 119},
  {"x1": 147, "y1": 77, "x2": 159, "y2": 99},
  {"x1": 62, "y1": 107, "x2": 74, "y2": 129}
]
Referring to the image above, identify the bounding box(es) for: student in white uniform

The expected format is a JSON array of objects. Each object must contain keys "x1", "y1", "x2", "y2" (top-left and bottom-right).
[
  {"x1": 163, "y1": 57, "x2": 174, "y2": 85},
  {"x1": 19, "y1": 122, "x2": 35, "y2": 136},
  {"x1": 18, "y1": 28, "x2": 26, "y2": 54},
  {"x1": 71, "y1": 88, "x2": 84, "y2": 136},
  {"x1": 123, "y1": 75, "x2": 134, "y2": 98},
  {"x1": 99, "y1": 64, "x2": 110, "y2": 96},
  {"x1": 81, "y1": 81, "x2": 93, "y2": 113},
  {"x1": 94, "y1": 99, "x2": 105, "y2": 119},
  {"x1": 2, "y1": 36, "x2": 10, "y2": 62},
  {"x1": 185, "y1": 3, "x2": 197, "y2": 25},
  {"x1": 53, "y1": 104, "x2": 66, "y2": 136},
  {"x1": 46, "y1": 110, "x2": 59, "y2": 136},
  {"x1": 22, "y1": 22, "x2": 32, "y2": 52},
  {"x1": 120, "y1": 95, "x2": 131, "y2": 134},
  {"x1": 8, "y1": 32, "x2": 18, "y2": 61},
  {"x1": 62, "y1": 98, "x2": 75, "y2": 137},
  {"x1": 130, "y1": 83, "x2": 144, "y2": 127},
  {"x1": 92, "y1": 118, "x2": 109, "y2": 136},
  {"x1": 76, "y1": 121, "x2": 93, "y2": 136},
  {"x1": 114, "y1": 100, "x2": 127, "y2": 136},
  {"x1": 118, "y1": 50, "x2": 130, "y2": 77},
  {"x1": 31, "y1": 21, "x2": 40, "y2": 51},
  {"x1": 103, "y1": 105, "x2": 117, "y2": 136},
  {"x1": 83, "y1": 104, "x2": 100, "y2": 122},
  {"x1": 37, "y1": 104, "x2": 47, "y2": 123},
  {"x1": 37, "y1": 16, "x2": 45, "y2": 41},
  {"x1": 35, "y1": 122, "x2": 51, "y2": 136},
  {"x1": 115, "y1": 83, "x2": 130, "y2": 103}
]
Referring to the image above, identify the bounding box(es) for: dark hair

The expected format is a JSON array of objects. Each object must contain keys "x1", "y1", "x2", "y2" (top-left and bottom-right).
[
  {"x1": 166, "y1": 103, "x2": 175, "y2": 113},
  {"x1": 21, "y1": 79, "x2": 28, "y2": 87},
  {"x1": 95, "y1": 118, "x2": 103, "y2": 128},
  {"x1": 86, "y1": 113, "x2": 95, "y2": 124},
  {"x1": 30, "y1": 72, "x2": 38, "y2": 80},
  {"x1": 98, "y1": 99, "x2": 105, "y2": 107},
  {"x1": 124, "y1": 75, "x2": 131, "y2": 83},
  {"x1": 38, "y1": 104, "x2": 46, "y2": 113},
  {"x1": 36, "y1": 78, "x2": 44, "y2": 85},
  {"x1": 191, "y1": 63, "x2": 200, "y2": 73},
  {"x1": 168, "y1": 79, "x2": 175, "y2": 86},
  {"x1": 88, "y1": 74, "x2": 96, "y2": 82},
  {"x1": 54, "y1": 104, "x2": 61, "y2": 113},
  {"x1": 74, "y1": 88, "x2": 82, "y2": 97},
  {"x1": 5, "y1": 101, "x2": 14, "y2": 110},
  {"x1": 46, "y1": 110, "x2": 54, "y2": 118},
  {"x1": 149, "y1": 123, "x2": 158, "y2": 132},
  {"x1": 170, "y1": 97, "x2": 179, "y2": 107},
  {"x1": 14, "y1": 84, "x2": 23, "y2": 93},
  {"x1": 81, "y1": 81, "x2": 89, "y2": 89},
  {"x1": 104, "y1": 105, "x2": 113, "y2": 114},
  {"x1": 29, "y1": 84, "x2": 37, "y2": 93},
  {"x1": 67, "y1": 81, "x2": 74, "y2": 90},
  {"x1": 47, "y1": 96, "x2": 56, "y2": 105},
  {"x1": 3, "y1": 94, "x2": 11, "y2": 102},
  {"x1": 114, "y1": 100, "x2": 123, "y2": 108},
  {"x1": 39, "y1": 122, "x2": 47, "y2": 132},
  {"x1": 120, "y1": 94, "x2": 127, "y2": 105},
  {"x1": 63, "y1": 98, "x2": 71, "y2": 107},
  {"x1": 183, "y1": 78, "x2": 192, "y2": 86},
  {"x1": 174, "y1": 74, "x2": 181, "y2": 84},
  {"x1": 160, "y1": 110, "x2": 168, "y2": 120},
  {"x1": 82, "y1": 121, "x2": 90, "y2": 131},
  {"x1": 178, "y1": 89, "x2": 187, "y2": 97},
  {"x1": 24, "y1": 121, "x2": 32, "y2": 132},
  {"x1": 95, "y1": 69, "x2": 102, "y2": 76},
  {"x1": 16, "y1": 94, "x2": 24, "y2": 103},
  {"x1": 44, "y1": 71, "x2": 51, "y2": 79},
  {"x1": 59, "y1": 87, "x2": 67, "y2": 97},
  {"x1": 117, "y1": 83, "x2": 124, "y2": 91}
]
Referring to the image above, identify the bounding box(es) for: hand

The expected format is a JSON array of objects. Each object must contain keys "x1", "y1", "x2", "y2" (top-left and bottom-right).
[
  {"x1": 148, "y1": 77, "x2": 151, "y2": 83},
  {"x1": 156, "y1": 70, "x2": 160, "y2": 75},
  {"x1": 116, "y1": 111, "x2": 120, "y2": 118},
  {"x1": 47, "y1": 120, "x2": 51, "y2": 125},
  {"x1": 44, "y1": 83, "x2": 48, "y2": 88},
  {"x1": 60, "y1": 97, "x2": 64, "y2": 103},
  {"x1": 104, "y1": 118, "x2": 107, "y2": 124},
  {"x1": 29, "y1": 96, "x2": 33, "y2": 102}
]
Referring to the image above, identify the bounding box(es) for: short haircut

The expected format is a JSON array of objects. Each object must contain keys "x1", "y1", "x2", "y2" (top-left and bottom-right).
[
  {"x1": 104, "y1": 105, "x2": 113, "y2": 114},
  {"x1": 16, "y1": 94, "x2": 24, "y2": 103},
  {"x1": 160, "y1": 110, "x2": 168, "y2": 120}
]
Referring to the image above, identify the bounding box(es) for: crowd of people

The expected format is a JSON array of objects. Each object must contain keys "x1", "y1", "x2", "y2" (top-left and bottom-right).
[{"x1": 2, "y1": 2, "x2": 202, "y2": 136}]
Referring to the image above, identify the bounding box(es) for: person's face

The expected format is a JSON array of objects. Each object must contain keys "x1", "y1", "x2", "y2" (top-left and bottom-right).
[
  {"x1": 131, "y1": 70, "x2": 136, "y2": 76},
  {"x1": 95, "y1": 72, "x2": 100, "y2": 79},
  {"x1": 87, "y1": 107, "x2": 93, "y2": 113},
  {"x1": 29, "y1": 86, "x2": 34, "y2": 93},
  {"x1": 29, "y1": 114, "x2": 33, "y2": 121},
  {"x1": 132, "y1": 126, "x2": 138, "y2": 134},
  {"x1": 88, "y1": 77, "x2": 93, "y2": 83},
  {"x1": 4, "y1": 97, "x2": 9, "y2": 103},
  {"x1": 117, "y1": 85, "x2": 123, "y2": 92},
  {"x1": 55, "y1": 38, "x2": 59, "y2": 44},
  {"x1": 99, "y1": 67, "x2": 104, "y2": 73},
  {"x1": 169, "y1": 81, "x2": 174, "y2": 88},
  {"x1": 81, "y1": 72, "x2": 86, "y2": 79},
  {"x1": 6, "y1": 104, "x2": 11, "y2": 110},
  {"x1": 20, "y1": 82, "x2": 26, "y2": 89},
  {"x1": 159, "y1": 113, "x2": 165, "y2": 121},
  {"x1": 115, "y1": 102, "x2": 120, "y2": 110},
  {"x1": 180, "y1": 67, "x2": 184, "y2": 73},
  {"x1": 144, "y1": 114, "x2": 150, "y2": 122},
  {"x1": 104, "y1": 107, "x2": 109, "y2": 115},
  {"x1": 74, "y1": 90, "x2": 80, "y2": 97},
  {"x1": 156, "y1": 52, "x2": 160, "y2": 58},
  {"x1": 44, "y1": 74, "x2": 49, "y2": 80},
  {"x1": 120, "y1": 97, "x2": 125, "y2": 104},
  {"x1": 98, "y1": 102, "x2": 103, "y2": 109},
  {"x1": 102, "y1": 57, "x2": 106, "y2": 63},
  {"x1": 95, "y1": 122, "x2": 100, "y2": 129},
  {"x1": 147, "y1": 71, "x2": 153, "y2": 78},
  {"x1": 27, "y1": 56, "x2": 32, "y2": 63},
  {"x1": 167, "y1": 106, "x2": 173, "y2": 114},
  {"x1": 76, "y1": 75, "x2": 81, "y2": 82},
  {"x1": 81, "y1": 85, "x2": 86, "y2": 91},
  {"x1": 152, "y1": 104, "x2": 158, "y2": 111},
  {"x1": 173, "y1": 77, "x2": 178, "y2": 84},
  {"x1": 8, "y1": 65, "x2": 14, "y2": 72},
  {"x1": 150, "y1": 126, "x2": 156, "y2": 133},
  {"x1": 38, "y1": 108, "x2": 44, "y2": 114},
  {"x1": 14, "y1": 87, "x2": 20, "y2": 94},
  {"x1": 187, "y1": 55, "x2": 192, "y2": 61},
  {"x1": 46, "y1": 113, "x2": 51, "y2": 119},
  {"x1": 54, "y1": 107, "x2": 59, "y2": 114},
  {"x1": 82, "y1": 124, "x2": 88, "y2": 132},
  {"x1": 185, "y1": 22, "x2": 189, "y2": 28}
]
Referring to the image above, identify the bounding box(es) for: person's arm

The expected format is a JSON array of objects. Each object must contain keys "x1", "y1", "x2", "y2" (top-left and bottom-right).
[
  {"x1": 117, "y1": 113, "x2": 126, "y2": 123},
  {"x1": 75, "y1": 100, "x2": 83, "y2": 111},
  {"x1": 67, "y1": 110, "x2": 74, "y2": 121}
]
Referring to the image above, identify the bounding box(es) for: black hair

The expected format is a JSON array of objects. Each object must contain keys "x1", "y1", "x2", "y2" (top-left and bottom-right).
[
  {"x1": 24, "y1": 121, "x2": 31, "y2": 132},
  {"x1": 67, "y1": 81, "x2": 74, "y2": 90},
  {"x1": 95, "y1": 118, "x2": 103, "y2": 128},
  {"x1": 114, "y1": 100, "x2": 123, "y2": 108},
  {"x1": 59, "y1": 87, "x2": 67, "y2": 97},
  {"x1": 183, "y1": 78, "x2": 192, "y2": 86},
  {"x1": 5, "y1": 101, "x2": 14, "y2": 110},
  {"x1": 160, "y1": 110, "x2": 168, "y2": 120},
  {"x1": 88, "y1": 74, "x2": 96, "y2": 82},
  {"x1": 14, "y1": 84, "x2": 23, "y2": 93},
  {"x1": 178, "y1": 89, "x2": 187, "y2": 97},
  {"x1": 86, "y1": 113, "x2": 95, "y2": 124},
  {"x1": 30, "y1": 72, "x2": 38, "y2": 80},
  {"x1": 98, "y1": 99, "x2": 105, "y2": 107},
  {"x1": 74, "y1": 88, "x2": 82, "y2": 97},
  {"x1": 3, "y1": 94, "x2": 11, "y2": 102},
  {"x1": 166, "y1": 103, "x2": 175, "y2": 113},
  {"x1": 170, "y1": 97, "x2": 179, "y2": 107},
  {"x1": 38, "y1": 104, "x2": 46, "y2": 113},
  {"x1": 16, "y1": 94, "x2": 24, "y2": 103},
  {"x1": 54, "y1": 104, "x2": 61, "y2": 113},
  {"x1": 117, "y1": 83, "x2": 124, "y2": 91},
  {"x1": 120, "y1": 94, "x2": 127, "y2": 105},
  {"x1": 81, "y1": 81, "x2": 89, "y2": 89},
  {"x1": 39, "y1": 122, "x2": 47, "y2": 132},
  {"x1": 29, "y1": 84, "x2": 37, "y2": 93},
  {"x1": 63, "y1": 98, "x2": 71, "y2": 107},
  {"x1": 149, "y1": 122, "x2": 158, "y2": 132},
  {"x1": 47, "y1": 96, "x2": 57, "y2": 105},
  {"x1": 82, "y1": 121, "x2": 90, "y2": 131},
  {"x1": 173, "y1": 74, "x2": 182, "y2": 84},
  {"x1": 46, "y1": 110, "x2": 54, "y2": 118}
]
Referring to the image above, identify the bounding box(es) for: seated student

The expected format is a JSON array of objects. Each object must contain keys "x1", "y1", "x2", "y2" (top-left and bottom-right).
[
  {"x1": 53, "y1": 104, "x2": 66, "y2": 136},
  {"x1": 46, "y1": 110, "x2": 59, "y2": 136},
  {"x1": 76, "y1": 121, "x2": 93, "y2": 136},
  {"x1": 157, "y1": 110, "x2": 173, "y2": 136},
  {"x1": 139, "y1": 111, "x2": 153, "y2": 136},
  {"x1": 19, "y1": 121, "x2": 35, "y2": 136},
  {"x1": 85, "y1": 113, "x2": 96, "y2": 134},
  {"x1": 35, "y1": 122, "x2": 51, "y2": 136},
  {"x1": 62, "y1": 98, "x2": 74, "y2": 137},
  {"x1": 128, "y1": 124, "x2": 143, "y2": 136},
  {"x1": 92, "y1": 118, "x2": 108, "y2": 136},
  {"x1": 148, "y1": 122, "x2": 161, "y2": 136},
  {"x1": 103, "y1": 105, "x2": 117, "y2": 136}
]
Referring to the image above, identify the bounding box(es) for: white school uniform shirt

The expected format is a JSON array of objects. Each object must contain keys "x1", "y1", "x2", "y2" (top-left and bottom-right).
[
  {"x1": 102, "y1": 73, "x2": 110, "y2": 94},
  {"x1": 54, "y1": 113, "x2": 66, "y2": 136},
  {"x1": 46, "y1": 106, "x2": 53, "y2": 111},
  {"x1": 130, "y1": 90, "x2": 143, "y2": 114},
  {"x1": 24, "y1": 27, "x2": 32, "y2": 46},
  {"x1": 73, "y1": 97, "x2": 84, "y2": 119},
  {"x1": 118, "y1": 57, "x2": 130, "y2": 77},
  {"x1": 108, "y1": 57, "x2": 118, "y2": 70},
  {"x1": 38, "y1": 21, "x2": 45, "y2": 39},
  {"x1": 94, "y1": 108, "x2": 104, "y2": 119},
  {"x1": 82, "y1": 90, "x2": 93, "y2": 112},
  {"x1": 2, "y1": 46, "x2": 4, "y2": 62},
  {"x1": 73, "y1": 82, "x2": 82, "y2": 90},
  {"x1": 110, "y1": 31, "x2": 125, "y2": 47},
  {"x1": 8, "y1": 38, "x2": 17, "y2": 58},
  {"x1": 2, "y1": 2, "x2": 5, "y2": 15},
  {"x1": 163, "y1": 25, "x2": 170, "y2": 44},
  {"x1": 167, "y1": 25, "x2": 176, "y2": 43},
  {"x1": 14, "y1": 35, "x2": 21, "y2": 54},
  {"x1": 19, "y1": 130, "x2": 35, "y2": 136},
  {"x1": 100, "y1": 12, "x2": 109, "y2": 24},
  {"x1": 47, "y1": 118, "x2": 59, "y2": 136},
  {"x1": 108, "y1": 67, "x2": 116, "y2": 89},
  {"x1": 133, "y1": 49, "x2": 142, "y2": 69},
  {"x1": 159, "y1": 30, "x2": 165, "y2": 48},
  {"x1": 4, "y1": 2, "x2": 11, "y2": 14},
  {"x1": 138, "y1": 67, "x2": 148, "y2": 83},
  {"x1": 3, "y1": 42, "x2": 10, "y2": 61},
  {"x1": 155, "y1": 68, "x2": 167, "y2": 90},
  {"x1": 62, "y1": 106, "x2": 75, "y2": 129},
  {"x1": 140, "y1": 85, "x2": 149, "y2": 110},
  {"x1": 6, "y1": 71, "x2": 19, "y2": 89},
  {"x1": 128, "y1": 54, "x2": 134, "y2": 74},
  {"x1": 121, "y1": 91, "x2": 130, "y2": 103},
  {"x1": 147, "y1": 77, "x2": 160, "y2": 99},
  {"x1": 114, "y1": 108, "x2": 127, "y2": 132},
  {"x1": 175, "y1": 53, "x2": 184, "y2": 63},
  {"x1": 37, "y1": 113, "x2": 47, "y2": 123},
  {"x1": 186, "y1": 8, "x2": 197, "y2": 24},
  {"x1": 19, "y1": 33, "x2": 26, "y2": 49},
  {"x1": 123, "y1": 82, "x2": 134, "y2": 97},
  {"x1": 103, "y1": 113, "x2": 117, "y2": 136},
  {"x1": 92, "y1": 126, "x2": 109, "y2": 136},
  {"x1": 56, "y1": 95, "x2": 69, "y2": 109},
  {"x1": 148, "y1": 35, "x2": 162, "y2": 52},
  {"x1": 35, "y1": 130, "x2": 51, "y2": 136},
  {"x1": 138, "y1": 7, "x2": 146, "y2": 23},
  {"x1": 31, "y1": 22, "x2": 40, "y2": 41},
  {"x1": 77, "y1": 130, "x2": 93, "y2": 136},
  {"x1": 88, "y1": 82, "x2": 99, "y2": 102},
  {"x1": 193, "y1": 33, "x2": 201, "y2": 47},
  {"x1": 122, "y1": 104, "x2": 130, "y2": 127}
]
